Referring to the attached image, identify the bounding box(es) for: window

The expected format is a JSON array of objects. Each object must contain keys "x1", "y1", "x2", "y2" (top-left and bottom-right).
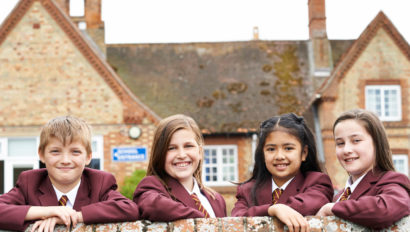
[
  {"x1": 69, "y1": 0, "x2": 85, "y2": 17},
  {"x1": 393, "y1": 155, "x2": 408, "y2": 176},
  {"x1": 365, "y1": 85, "x2": 401, "y2": 121},
  {"x1": 202, "y1": 145, "x2": 238, "y2": 186}
]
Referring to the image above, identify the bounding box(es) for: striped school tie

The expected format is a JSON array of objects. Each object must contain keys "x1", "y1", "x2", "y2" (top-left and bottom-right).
[
  {"x1": 272, "y1": 188, "x2": 283, "y2": 204},
  {"x1": 191, "y1": 193, "x2": 210, "y2": 218},
  {"x1": 339, "y1": 187, "x2": 351, "y2": 201},
  {"x1": 59, "y1": 195, "x2": 68, "y2": 206}
]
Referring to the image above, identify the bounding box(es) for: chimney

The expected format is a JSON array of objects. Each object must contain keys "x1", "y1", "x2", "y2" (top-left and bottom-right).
[
  {"x1": 54, "y1": 0, "x2": 106, "y2": 56},
  {"x1": 253, "y1": 26, "x2": 259, "y2": 40},
  {"x1": 308, "y1": 0, "x2": 332, "y2": 80}
]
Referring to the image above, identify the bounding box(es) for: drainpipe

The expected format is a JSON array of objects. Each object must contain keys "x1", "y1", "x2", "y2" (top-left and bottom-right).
[{"x1": 312, "y1": 97, "x2": 325, "y2": 163}]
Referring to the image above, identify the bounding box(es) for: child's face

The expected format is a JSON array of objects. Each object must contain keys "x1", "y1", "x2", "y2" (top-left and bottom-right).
[
  {"x1": 334, "y1": 119, "x2": 375, "y2": 182},
  {"x1": 39, "y1": 137, "x2": 91, "y2": 192},
  {"x1": 263, "y1": 130, "x2": 307, "y2": 187},
  {"x1": 164, "y1": 129, "x2": 201, "y2": 187}
]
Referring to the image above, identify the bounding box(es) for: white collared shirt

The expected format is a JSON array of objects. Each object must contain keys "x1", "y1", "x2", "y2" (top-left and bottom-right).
[
  {"x1": 184, "y1": 178, "x2": 216, "y2": 218},
  {"x1": 271, "y1": 177, "x2": 295, "y2": 192},
  {"x1": 336, "y1": 173, "x2": 367, "y2": 202},
  {"x1": 53, "y1": 181, "x2": 81, "y2": 209}
]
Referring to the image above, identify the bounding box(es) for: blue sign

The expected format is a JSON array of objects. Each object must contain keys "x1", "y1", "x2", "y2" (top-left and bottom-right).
[{"x1": 112, "y1": 147, "x2": 147, "y2": 162}]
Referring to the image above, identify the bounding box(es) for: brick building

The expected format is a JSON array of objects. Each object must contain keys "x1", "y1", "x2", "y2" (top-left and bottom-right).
[{"x1": 0, "y1": 0, "x2": 409, "y2": 214}]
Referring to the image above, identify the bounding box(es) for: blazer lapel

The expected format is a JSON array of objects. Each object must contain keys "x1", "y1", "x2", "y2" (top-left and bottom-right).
[
  {"x1": 201, "y1": 189, "x2": 223, "y2": 217},
  {"x1": 256, "y1": 178, "x2": 274, "y2": 205},
  {"x1": 73, "y1": 174, "x2": 91, "y2": 211},
  {"x1": 278, "y1": 172, "x2": 304, "y2": 204},
  {"x1": 166, "y1": 177, "x2": 197, "y2": 209},
  {"x1": 38, "y1": 175, "x2": 59, "y2": 206},
  {"x1": 349, "y1": 170, "x2": 381, "y2": 200}
]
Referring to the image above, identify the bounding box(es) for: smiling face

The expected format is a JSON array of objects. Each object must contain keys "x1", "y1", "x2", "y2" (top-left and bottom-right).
[
  {"x1": 263, "y1": 130, "x2": 307, "y2": 187},
  {"x1": 334, "y1": 119, "x2": 376, "y2": 182},
  {"x1": 164, "y1": 129, "x2": 202, "y2": 190},
  {"x1": 39, "y1": 137, "x2": 91, "y2": 193}
]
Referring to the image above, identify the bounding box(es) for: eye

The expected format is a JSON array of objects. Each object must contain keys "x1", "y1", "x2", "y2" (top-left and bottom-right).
[
  {"x1": 50, "y1": 149, "x2": 60, "y2": 154},
  {"x1": 284, "y1": 146, "x2": 294, "y2": 151},
  {"x1": 168, "y1": 146, "x2": 176, "y2": 151},
  {"x1": 72, "y1": 150, "x2": 82, "y2": 155},
  {"x1": 335, "y1": 142, "x2": 344, "y2": 147},
  {"x1": 265, "y1": 147, "x2": 275, "y2": 152},
  {"x1": 353, "y1": 139, "x2": 361, "y2": 143}
]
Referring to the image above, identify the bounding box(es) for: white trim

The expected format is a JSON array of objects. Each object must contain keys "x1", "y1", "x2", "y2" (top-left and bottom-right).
[
  {"x1": 365, "y1": 85, "x2": 402, "y2": 121},
  {"x1": 393, "y1": 154, "x2": 408, "y2": 176},
  {"x1": 0, "y1": 138, "x2": 7, "y2": 159},
  {"x1": 91, "y1": 135, "x2": 104, "y2": 170},
  {"x1": 202, "y1": 145, "x2": 238, "y2": 186},
  {"x1": 4, "y1": 159, "x2": 39, "y2": 193}
]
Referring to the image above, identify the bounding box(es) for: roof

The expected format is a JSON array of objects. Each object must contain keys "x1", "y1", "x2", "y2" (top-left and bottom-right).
[
  {"x1": 107, "y1": 41, "x2": 315, "y2": 133},
  {"x1": 0, "y1": 0, "x2": 160, "y2": 124},
  {"x1": 318, "y1": 11, "x2": 410, "y2": 99}
]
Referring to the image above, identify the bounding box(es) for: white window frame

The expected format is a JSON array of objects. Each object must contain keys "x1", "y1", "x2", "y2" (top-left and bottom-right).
[
  {"x1": 393, "y1": 154, "x2": 408, "y2": 176},
  {"x1": 365, "y1": 85, "x2": 402, "y2": 121},
  {"x1": 202, "y1": 145, "x2": 238, "y2": 186},
  {"x1": 0, "y1": 138, "x2": 6, "y2": 159},
  {"x1": 91, "y1": 135, "x2": 104, "y2": 170}
]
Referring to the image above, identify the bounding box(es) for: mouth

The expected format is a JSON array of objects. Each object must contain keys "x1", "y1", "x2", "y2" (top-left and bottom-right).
[
  {"x1": 273, "y1": 163, "x2": 289, "y2": 170},
  {"x1": 173, "y1": 161, "x2": 192, "y2": 168},
  {"x1": 344, "y1": 157, "x2": 359, "y2": 163}
]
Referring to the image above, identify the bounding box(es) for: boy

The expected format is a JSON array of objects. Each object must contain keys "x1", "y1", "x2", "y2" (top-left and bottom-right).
[{"x1": 0, "y1": 116, "x2": 139, "y2": 231}]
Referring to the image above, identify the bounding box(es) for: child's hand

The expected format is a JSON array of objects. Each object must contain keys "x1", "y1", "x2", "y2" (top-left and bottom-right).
[
  {"x1": 46, "y1": 206, "x2": 79, "y2": 227},
  {"x1": 268, "y1": 204, "x2": 309, "y2": 232},
  {"x1": 315, "y1": 203, "x2": 335, "y2": 216},
  {"x1": 30, "y1": 216, "x2": 62, "y2": 232}
]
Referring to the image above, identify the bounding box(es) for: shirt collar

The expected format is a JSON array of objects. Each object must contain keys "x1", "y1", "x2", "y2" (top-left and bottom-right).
[
  {"x1": 272, "y1": 177, "x2": 294, "y2": 192},
  {"x1": 185, "y1": 178, "x2": 201, "y2": 195},
  {"x1": 345, "y1": 172, "x2": 367, "y2": 193},
  {"x1": 53, "y1": 180, "x2": 81, "y2": 207}
]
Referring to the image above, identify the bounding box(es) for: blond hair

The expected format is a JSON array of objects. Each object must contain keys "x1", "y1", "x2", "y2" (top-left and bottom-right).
[
  {"x1": 38, "y1": 116, "x2": 92, "y2": 155},
  {"x1": 147, "y1": 114, "x2": 215, "y2": 198}
]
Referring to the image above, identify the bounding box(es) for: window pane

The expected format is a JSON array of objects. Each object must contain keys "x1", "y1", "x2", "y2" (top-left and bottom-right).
[
  {"x1": 70, "y1": 0, "x2": 85, "y2": 17},
  {"x1": 87, "y1": 159, "x2": 100, "y2": 170},
  {"x1": 14, "y1": 167, "x2": 32, "y2": 186},
  {"x1": 0, "y1": 161, "x2": 3, "y2": 194},
  {"x1": 8, "y1": 138, "x2": 37, "y2": 157}
]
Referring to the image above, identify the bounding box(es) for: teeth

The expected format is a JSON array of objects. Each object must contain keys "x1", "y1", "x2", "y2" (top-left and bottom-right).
[
  {"x1": 175, "y1": 162, "x2": 190, "y2": 167},
  {"x1": 275, "y1": 164, "x2": 288, "y2": 167},
  {"x1": 345, "y1": 158, "x2": 357, "y2": 162}
]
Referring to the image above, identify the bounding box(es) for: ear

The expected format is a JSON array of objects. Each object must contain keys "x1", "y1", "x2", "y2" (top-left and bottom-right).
[
  {"x1": 85, "y1": 152, "x2": 92, "y2": 166},
  {"x1": 301, "y1": 145, "x2": 308, "y2": 162},
  {"x1": 38, "y1": 148, "x2": 45, "y2": 163}
]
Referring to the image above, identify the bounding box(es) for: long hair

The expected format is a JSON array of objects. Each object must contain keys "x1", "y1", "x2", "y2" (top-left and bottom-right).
[
  {"x1": 248, "y1": 113, "x2": 321, "y2": 205},
  {"x1": 333, "y1": 109, "x2": 395, "y2": 172},
  {"x1": 146, "y1": 114, "x2": 214, "y2": 197}
]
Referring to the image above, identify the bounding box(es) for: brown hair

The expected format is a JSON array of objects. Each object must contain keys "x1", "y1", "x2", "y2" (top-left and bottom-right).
[
  {"x1": 333, "y1": 109, "x2": 395, "y2": 172},
  {"x1": 147, "y1": 114, "x2": 215, "y2": 198},
  {"x1": 38, "y1": 116, "x2": 92, "y2": 155}
]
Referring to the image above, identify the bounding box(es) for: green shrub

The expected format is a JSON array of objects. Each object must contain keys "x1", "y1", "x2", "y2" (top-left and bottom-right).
[{"x1": 120, "y1": 169, "x2": 147, "y2": 200}]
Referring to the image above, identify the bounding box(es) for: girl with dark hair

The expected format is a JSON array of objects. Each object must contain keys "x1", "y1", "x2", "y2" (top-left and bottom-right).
[
  {"x1": 316, "y1": 109, "x2": 410, "y2": 229},
  {"x1": 232, "y1": 113, "x2": 333, "y2": 232},
  {"x1": 133, "y1": 114, "x2": 226, "y2": 221}
]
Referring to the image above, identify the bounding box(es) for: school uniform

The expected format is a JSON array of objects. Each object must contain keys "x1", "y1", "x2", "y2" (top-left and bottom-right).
[
  {"x1": 332, "y1": 169, "x2": 410, "y2": 229},
  {"x1": 133, "y1": 175, "x2": 226, "y2": 221},
  {"x1": 0, "y1": 168, "x2": 139, "y2": 231},
  {"x1": 231, "y1": 171, "x2": 333, "y2": 216}
]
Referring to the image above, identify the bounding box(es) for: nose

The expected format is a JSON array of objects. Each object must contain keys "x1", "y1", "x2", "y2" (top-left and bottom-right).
[
  {"x1": 61, "y1": 153, "x2": 71, "y2": 164},
  {"x1": 342, "y1": 142, "x2": 353, "y2": 155},
  {"x1": 176, "y1": 147, "x2": 187, "y2": 159},
  {"x1": 274, "y1": 149, "x2": 285, "y2": 160}
]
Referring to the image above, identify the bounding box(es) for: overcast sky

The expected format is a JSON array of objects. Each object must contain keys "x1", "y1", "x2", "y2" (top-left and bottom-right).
[{"x1": 0, "y1": 0, "x2": 409, "y2": 44}]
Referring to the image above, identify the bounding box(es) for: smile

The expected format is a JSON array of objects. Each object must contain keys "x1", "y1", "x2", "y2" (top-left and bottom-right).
[
  {"x1": 173, "y1": 161, "x2": 192, "y2": 167},
  {"x1": 344, "y1": 157, "x2": 358, "y2": 162}
]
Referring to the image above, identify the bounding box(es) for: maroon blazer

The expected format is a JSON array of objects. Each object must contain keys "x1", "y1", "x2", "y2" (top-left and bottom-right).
[
  {"x1": 0, "y1": 168, "x2": 139, "y2": 231},
  {"x1": 332, "y1": 170, "x2": 410, "y2": 229},
  {"x1": 133, "y1": 175, "x2": 226, "y2": 221},
  {"x1": 231, "y1": 171, "x2": 333, "y2": 217}
]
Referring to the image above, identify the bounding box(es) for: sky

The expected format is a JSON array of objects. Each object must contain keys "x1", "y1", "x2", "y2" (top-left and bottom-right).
[{"x1": 0, "y1": 0, "x2": 409, "y2": 44}]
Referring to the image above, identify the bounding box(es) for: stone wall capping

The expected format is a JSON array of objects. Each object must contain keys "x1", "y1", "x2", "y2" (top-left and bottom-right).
[{"x1": 25, "y1": 215, "x2": 410, "y2": 232}]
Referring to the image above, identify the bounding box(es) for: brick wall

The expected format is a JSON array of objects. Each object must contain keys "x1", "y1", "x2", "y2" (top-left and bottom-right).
[{"x1": 26, "y1": 215, "x2": 410, "y2": 231}]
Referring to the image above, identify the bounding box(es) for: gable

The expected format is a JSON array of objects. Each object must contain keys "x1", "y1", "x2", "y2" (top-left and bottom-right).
[
  {"x1": 0, "y1": 0, "x2": 159, "y2": 126},
  {"x1": 0, "y1": 2, "x2": 123, "y2": 125}
]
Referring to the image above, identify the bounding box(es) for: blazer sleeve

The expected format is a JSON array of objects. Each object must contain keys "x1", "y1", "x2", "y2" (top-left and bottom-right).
[
  {"x1": 332, "y1": 173, "x2": 410, "y2": 229},
  {"x1": 231, "y1": 184, "x2": 270, "y2": 217},
  {"x1": 81, "y1": 173, "x2": 139, "y2": 224},
  {"x1": 133, "y1": 176, "x2": 203, "y2": 221},
  {"x1": 286, "y1": 172, "x2": 334, "y2": 216},
  {"x1": 0, "y1": 172, "x2": 32, "y2": 231}
]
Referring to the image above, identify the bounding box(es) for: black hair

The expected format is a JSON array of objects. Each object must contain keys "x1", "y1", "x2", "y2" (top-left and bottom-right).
[{"x1": 247, "y1": 113, "x2": 322, "y2": 205}]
